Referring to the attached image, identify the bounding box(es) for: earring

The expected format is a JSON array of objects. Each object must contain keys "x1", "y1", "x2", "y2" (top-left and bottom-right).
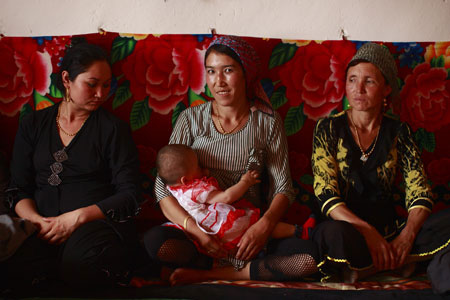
[
  {"x1": 383, "y1": 98, "x2": 387, "y2": 107},
  {"x1": 64, "y1": 87, "x2": 71, "y2": 102}
]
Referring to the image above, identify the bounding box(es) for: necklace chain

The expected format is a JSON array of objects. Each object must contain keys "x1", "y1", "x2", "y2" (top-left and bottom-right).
[
  {"x1": 348, "y1": 110, "x2": 380, "y2": 163},
  {"x1": 214, "y1": 103, "x2": 247, "y2": 135},
  {"x1": 56, "y1": 104, "x2": 87, "y2": 137}
]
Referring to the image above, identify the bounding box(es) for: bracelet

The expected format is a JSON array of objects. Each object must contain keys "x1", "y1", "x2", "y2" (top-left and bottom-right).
[{"x1": 183, "y1": 215, "x2": 192, "y2": 231}]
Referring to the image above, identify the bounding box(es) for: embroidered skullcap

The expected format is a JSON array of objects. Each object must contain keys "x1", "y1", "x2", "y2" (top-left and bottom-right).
[
  {"x1": 208, "y1": 35, "x2": 273, "y2": 115},
  {"x1": 349, "y1": 42, "x2": 399, "y2": 100}
]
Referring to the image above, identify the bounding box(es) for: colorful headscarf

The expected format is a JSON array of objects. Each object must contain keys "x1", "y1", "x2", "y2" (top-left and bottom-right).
[{"x1": 208, "y1": 35, "x2": 273, "y2": 116}]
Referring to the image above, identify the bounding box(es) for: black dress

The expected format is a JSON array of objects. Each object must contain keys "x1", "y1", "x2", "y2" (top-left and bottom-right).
[
  {"x1": 5, "y1": 103, "x2": 142, "y2": 288},
  {"x1": 311, "y1": 110, "x2": 450, "y2": 281}
]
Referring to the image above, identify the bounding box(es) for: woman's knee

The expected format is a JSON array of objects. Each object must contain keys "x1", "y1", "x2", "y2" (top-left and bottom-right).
[
  {"x1": 269, "y1": 237, "x2": 319, "y2": 261},
  {"x1": 313, "y1": 220, "x2": 363, "y2": 244},
  {"x1": 59, "y1": 222, "x2": 131, "y2": 287},
  {"x1": 143, "y1": 225, "x2": 186, "y2": 259}
]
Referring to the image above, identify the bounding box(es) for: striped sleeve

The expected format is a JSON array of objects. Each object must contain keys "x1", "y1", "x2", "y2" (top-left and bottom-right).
[{"x1": 265, "y1": 112, "x2": 295, "y2": 203}]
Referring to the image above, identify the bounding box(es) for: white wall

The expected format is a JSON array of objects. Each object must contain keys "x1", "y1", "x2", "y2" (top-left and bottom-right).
[{"x1": 1, "y1": 0, "x2": 450, "y2": 41}]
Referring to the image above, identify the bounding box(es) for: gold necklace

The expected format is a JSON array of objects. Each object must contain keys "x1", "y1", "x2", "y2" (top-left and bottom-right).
[
  {"x1": 56, "y1": 104, "x2": 87, "y2": 137},
  {"x1": 214, "y1": 103, "x2": 247, "y2": 135},
  {"x1": 348, "y1": 110, "x2": 380, "y2": 163}
]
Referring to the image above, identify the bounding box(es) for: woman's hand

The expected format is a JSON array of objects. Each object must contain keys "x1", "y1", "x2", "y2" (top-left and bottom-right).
[
  {"x1": 390, "y1": 230, "x2": 415, "y2": 268},
  {"x1": 160, "y1": 196, "x2": 228, "y2": 259},
  {"x1": 38, "y1": 205, "x2": 104, "y2": 245},
  {"x1": 39, "y1": 209, "x2": 82, "y2": 244},
  {"x1": 390, "y1": 208, "x2": 429, "y2": 268},
  {"x1": 360, "y1": 225, "x2": 395, "y2": 271},
  {"x1": 197, "y1": 231, "x2": 228, "y2": 259},
  {"x1": 236, "y1": 216, "x2": 273, "y2": 261},
  {"x1": 329, "y1": 205, "x2": 395, "y2": 271}
]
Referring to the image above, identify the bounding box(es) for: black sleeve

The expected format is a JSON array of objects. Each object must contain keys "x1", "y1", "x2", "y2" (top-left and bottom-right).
[
  {"x1": 95, "y1": 119, "x2": 142, "y2": 222},
  {"x1": 8, "y1": 113, "x2": 37, "y2": 209}
]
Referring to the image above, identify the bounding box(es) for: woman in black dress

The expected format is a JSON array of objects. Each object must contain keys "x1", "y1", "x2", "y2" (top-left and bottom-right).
[
  {"x1": 311, "y1": 42, "x2": 450, "y2": 285},
  {"x1": 3, "y1": 40, "x2": 141, "y2": 289}
]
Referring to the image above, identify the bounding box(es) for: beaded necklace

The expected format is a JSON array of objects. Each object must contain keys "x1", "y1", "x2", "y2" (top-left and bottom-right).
[{"x1": 56, "y1": 104, "x2": 87, "y2": 137}]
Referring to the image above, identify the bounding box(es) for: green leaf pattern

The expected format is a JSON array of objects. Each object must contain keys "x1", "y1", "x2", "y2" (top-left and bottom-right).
[
  {"x1": 111, "y1": 37, "x2": 137, "y2": 64},
  {"x1": 130, "y1": 98, "x2": 151, "y2": 131},
  {"x1": 269, "y1": 43, "x2": 298, "y2": 69},
  {"x1": 284, "y1": 104, "x2": 305, "y2": 136},
  {"x1": 113, "y1": 81, "x2": 132, "y2": 109}
]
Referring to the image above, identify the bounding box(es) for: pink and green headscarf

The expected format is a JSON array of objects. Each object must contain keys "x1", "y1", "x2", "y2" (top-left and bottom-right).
[{"x1": 208, "y1": 35, "x2": 273, "y2": 116}]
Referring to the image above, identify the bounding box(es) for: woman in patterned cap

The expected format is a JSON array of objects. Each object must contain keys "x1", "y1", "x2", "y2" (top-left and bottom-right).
[
  {"x1": 311, "y1": 42, "x2": 450, "y2": 283},
  {"x1": 144, "y1": 35, "x2": 319, "y2": 284}
]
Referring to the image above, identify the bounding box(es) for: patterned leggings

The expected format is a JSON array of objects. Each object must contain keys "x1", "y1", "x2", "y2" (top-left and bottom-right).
[{"x1": 144, "y1": 225, "x2": 319, "y2": 281}]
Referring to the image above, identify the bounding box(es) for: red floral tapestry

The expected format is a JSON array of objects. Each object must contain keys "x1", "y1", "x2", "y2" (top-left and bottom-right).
[{"x1": 0, "y1": 33, "x2": 449, "y2": 231}]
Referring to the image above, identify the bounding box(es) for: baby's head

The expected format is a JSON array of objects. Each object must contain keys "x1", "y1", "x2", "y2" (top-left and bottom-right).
[{"x1": 156, "y1": 144, "x2": 204, "y2": 186}]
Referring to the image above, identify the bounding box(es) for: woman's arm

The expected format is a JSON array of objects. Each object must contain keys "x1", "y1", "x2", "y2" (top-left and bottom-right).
[
  {"x1": 236, "y1": 193, "x2": 290, "y2": 261},
  {"x1": 235, "y1": 113, "x2": 293, "y2": 260},
  {"x1": 312, "y1": 117, "x2": 395, "y2": 270},
  {"x1": 159, "y1": 195, "x2": 228, "y2": 258},
  {"x1": 95, "y1": 119, "x2": 141, "y2": 222},
  {"x1": 15, "y1": 197, "x2": 105, "y2": 244},
  {"x1": 39, "y1": 205, "x2": 105, "y2": 244},
  {"x1": 311, "y1": 118, "x2": 345, "y2": 217},
  {"x1": 390, "y1": 207, "x2": 429, "y2": 267},
  {"x1": 15, "y1": 198, "x2": 44, "y2": 227},
  {"x1": 392, "y1": 123, "x2": 433, "y2": 267},
  {"x1": 206, "y1": 170, "x2": 260, "y2": 205}
]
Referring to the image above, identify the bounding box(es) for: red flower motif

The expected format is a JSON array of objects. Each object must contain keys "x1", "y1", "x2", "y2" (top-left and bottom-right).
[
  {"x1": 289, "y1": 151, "x2": 309, "y2": 182},
  {"x1": 400, "y1": 63, "x2": 450, "y2": 132},
  {"x1": 427, "y1": 157, "x2": 450, "y2": 186},
  {"x1": 279, "y1": 41, "x2": 356, "y2": 120},
  {"x1": 42, "y1": 36, "x2": 70, "y2": 73},
  {"x1": 122, "y1": 35, "x2": 205, "y2": 114},
  {"x1": 137, "y1": 144, "x2": 157, "y2": 174},
  {"x1": 0, "y1": 37, "x2": 52, "y2": 116}
]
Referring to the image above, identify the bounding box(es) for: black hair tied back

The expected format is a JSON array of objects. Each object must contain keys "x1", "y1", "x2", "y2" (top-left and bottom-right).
[
  {"x1": 67, "y1": 36, "x2": 88, "y2": 49},
  {"x1": 55, "y1": 37, "x2": 110, "y2": 93}
]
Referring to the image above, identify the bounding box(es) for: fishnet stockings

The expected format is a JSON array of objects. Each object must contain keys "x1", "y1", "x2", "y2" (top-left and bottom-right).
[
  {"x1": 251, "y1": 253, "x2": 318, "y2": 281},
  {"x1": 156, "y1": 238, "x2": 211, "y2": 269}
]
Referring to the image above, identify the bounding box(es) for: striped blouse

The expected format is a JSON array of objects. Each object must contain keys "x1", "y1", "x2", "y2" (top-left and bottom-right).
[{"x1": 154, "y1": 101, "x2": 295, "y2": 208}]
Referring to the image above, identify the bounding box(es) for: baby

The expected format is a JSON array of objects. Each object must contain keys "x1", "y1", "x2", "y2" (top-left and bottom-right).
[{"x1": 156, "y1": 144, "x2": 315, "y2": 255}]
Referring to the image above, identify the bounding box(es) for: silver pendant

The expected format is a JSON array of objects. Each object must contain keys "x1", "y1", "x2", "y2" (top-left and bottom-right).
[{"x1": 360, "y1": 154, "x2": 368, "y2": 162}]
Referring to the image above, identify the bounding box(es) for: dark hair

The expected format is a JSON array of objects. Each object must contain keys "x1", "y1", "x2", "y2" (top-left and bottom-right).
[
  {"x1": 204, "y1": 44, "x2": 244, "y2": 71},
  {"x1": 55, "y1": 37, "x2": 111, "y2": 93},
  {"x1": 156, "y1": 144, "x2": 196, "y2": 186},
  {"x1": 345, "y1": 58, "x2": 388, "y2": 84}
]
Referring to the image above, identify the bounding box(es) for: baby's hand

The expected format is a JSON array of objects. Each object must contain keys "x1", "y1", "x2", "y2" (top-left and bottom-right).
[{"x1": 241, "y1": 170, "x2": 261, "y2": 186}]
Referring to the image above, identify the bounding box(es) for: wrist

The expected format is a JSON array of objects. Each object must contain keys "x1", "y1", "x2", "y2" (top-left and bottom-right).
[
  {"x1": 400, "y1": 225, "x2": 416, "y2": 241},
  {"x1": 239, "y1": 178, "x2": 251, "y2": 187},
  {"x1": 28, "y1": 214, "x2": 44, "y2": 226},
  {"x1": 260, "y1": 214, "x2": 277, "y2": 231},
  {"x1": 183, "y1": 215, "x2": 193, "y2": 231},
  {"x1": 354, "y1": 221, "x2": 375, "y2": 235}
]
